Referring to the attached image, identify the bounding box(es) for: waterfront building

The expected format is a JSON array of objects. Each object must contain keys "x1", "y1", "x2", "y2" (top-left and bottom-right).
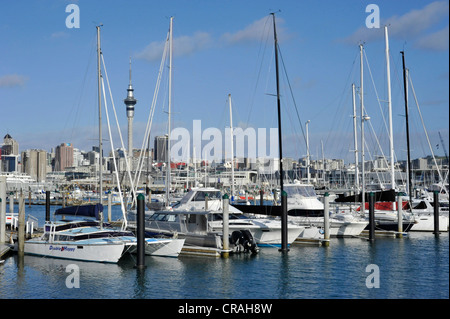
[
  {"x1": 54, "y1": 143, "x2": 74, "y2": 171},
  {"x1": 21, "y1": 149, "x2": 47, "y2": 182}
]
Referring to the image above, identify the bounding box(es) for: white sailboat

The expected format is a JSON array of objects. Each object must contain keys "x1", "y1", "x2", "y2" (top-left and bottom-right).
[{"x1": 25, "y1": 26, "x2": 184, "y2": 263}]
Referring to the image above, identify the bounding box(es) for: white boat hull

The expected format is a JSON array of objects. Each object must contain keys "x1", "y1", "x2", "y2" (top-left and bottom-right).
[
  {"x1": 289, "y1": 216, "x2": 368, "y2": 237},
  {"x1": 142, "y1": 238, "x2": 185, "y2": 257},
  {"x1": 410, "y1": 215, "x2": 449, "y2": 232},
  {"x1": 24, "y1": 241, "x2": 127, "y2": 263}
]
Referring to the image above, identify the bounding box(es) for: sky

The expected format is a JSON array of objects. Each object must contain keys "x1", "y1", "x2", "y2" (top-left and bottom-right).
[{"x1": 1, "y1": 0, "x2": 448, "y2": 165}]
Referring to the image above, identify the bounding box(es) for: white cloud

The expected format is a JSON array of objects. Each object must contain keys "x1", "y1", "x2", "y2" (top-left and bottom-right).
[
  {"x1": 0, "y1": 74, "x2": 28, "y2": 88},
  {"x1": 51, "y1": 31, "x2": 70, "y2": 39},
  {"x1": 221, "y1": 16, "x2": 289, "y2": 45},
  {"x1": 340, "y1": 1, "x2": 449, "y2": 47},
  {"x1": 136, "y1": 32, "x2": 213, "y2": 61},
  {"x1": 415, "y1": 25, "x2": 449, "y2": 51}
]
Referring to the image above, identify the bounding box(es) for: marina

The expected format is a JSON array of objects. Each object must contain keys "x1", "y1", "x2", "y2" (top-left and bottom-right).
[{"x1": 1, "y1": 2, "x2": 449, "y2": 303}]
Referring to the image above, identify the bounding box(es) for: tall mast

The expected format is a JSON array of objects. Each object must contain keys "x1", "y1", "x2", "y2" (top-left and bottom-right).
[
  {"x1": 352, "y1": 83, "x2": 360, "y2": 190},
  {"x1": 385, "y1": 26, "x2": 395, "y2": 190},
  {"x1": 228, "y1": 94, "x2": 235, "y2": 198},
  {"x1": 401, "y1": 51, "x2": 412, "y2": 203},
  {"x1": 166, "y1": 17, "x2": 173, "y2": 207},
  {"x1": 272, "y1": 12, "x2": 287, "y2": 252},
  {"x1": 360, "y1": 44, "x2": 366, "y2": 215},
  {"x1": 96, "y1": 25, "x2": 103, "y2": 211}
]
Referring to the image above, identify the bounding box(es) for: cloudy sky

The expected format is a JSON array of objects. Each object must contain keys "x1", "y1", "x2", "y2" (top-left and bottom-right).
[{"x1": 1, "y1": 0, "x2": 448, "y2": 163}]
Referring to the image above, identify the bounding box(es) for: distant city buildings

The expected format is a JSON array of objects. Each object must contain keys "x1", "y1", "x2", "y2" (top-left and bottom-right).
[
  {"x1": 0, "y1": 131, "x2": 448, "y2": 190},
  {"x1": 54, "y1": 143, "x2": 74, "y2": 171}
]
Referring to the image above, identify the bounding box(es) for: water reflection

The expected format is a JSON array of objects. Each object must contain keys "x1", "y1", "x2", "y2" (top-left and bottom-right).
[{"x1": 0, "y1": 232, "x2": 447, "y2": 299}]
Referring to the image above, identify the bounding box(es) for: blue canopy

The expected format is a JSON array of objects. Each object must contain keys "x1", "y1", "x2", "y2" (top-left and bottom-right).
[{"x1": 55, "y1": 204, "x2": 103, "y2": 220}]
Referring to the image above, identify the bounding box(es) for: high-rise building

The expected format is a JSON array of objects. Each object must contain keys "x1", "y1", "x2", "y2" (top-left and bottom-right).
[
  {"x1": 22, "y1": 149, "x2": 47, "y2": 182},
  {"x1": 2, "y1": 133, "x2": 19, "y2": 155},
  {"x1": 54, "y1": 143, "x2": 74, "y2": 171}
]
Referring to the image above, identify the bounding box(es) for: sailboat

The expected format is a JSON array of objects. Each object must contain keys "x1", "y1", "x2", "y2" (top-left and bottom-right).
[{"x1": 25, "y1": 26, "x2": 184, "y2": 263}]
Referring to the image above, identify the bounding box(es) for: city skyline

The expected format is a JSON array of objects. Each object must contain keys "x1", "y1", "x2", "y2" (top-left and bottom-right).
[{"x1": 1, "y1": 1, "x2": 448, "y2": 165}]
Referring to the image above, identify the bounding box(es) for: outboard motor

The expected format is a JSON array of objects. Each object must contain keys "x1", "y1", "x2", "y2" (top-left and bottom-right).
[{"x1": 230, "y1": 230, "x2": 258, "y2": 254}]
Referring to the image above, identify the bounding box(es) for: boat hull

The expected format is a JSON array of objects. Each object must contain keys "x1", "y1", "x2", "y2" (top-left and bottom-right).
[
  {"x1": 128, "y1": 238, "x2": 185, "y2": 257},
  {"x1": 410, "y1": 215, "x2": 449, "y2": 232},
  {"x1": 24, "y1": 241, "x2": 127, "y2": 263}
]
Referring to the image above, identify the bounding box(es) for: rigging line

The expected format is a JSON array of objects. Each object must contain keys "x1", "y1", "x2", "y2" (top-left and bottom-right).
[
  {"x1": 133, "y1": 31, "x2": 170, "y2": 193},
  {"x1": 65, "y1": 32, "x2": 97, "y2": 142},
  {"x1": 101, "y1": 54, "x2": 136, "y2": 211},
  {"x1": 408, "y1": 72, "x2": 445, "y2": 187},
  {"x1": 364, "y1": 50, "x2": 390, "y2": 140},
  {"x1": 277, "y1": 43, "x2": 306, "y2": 146},
  {"x1": 246, "y1": 15, "x2": 273, "y2": 126},
  {"x1": 100, "y1": 76, "x2": 127, "y2": 227}
]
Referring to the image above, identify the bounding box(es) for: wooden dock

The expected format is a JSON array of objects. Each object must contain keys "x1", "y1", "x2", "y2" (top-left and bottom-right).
[
  {"x1": 180, "y1": 246, "x2": 222, "y2": 257},
  {"x1": 360, "y1": 230, "x2": 407, "y2": 238},
  {"x1": 0, "y1": 243, "x2": 11, "y2": 259}
]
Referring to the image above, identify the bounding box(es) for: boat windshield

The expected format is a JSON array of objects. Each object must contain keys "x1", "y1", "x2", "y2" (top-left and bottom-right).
[
  {"x1": 192, "y1": 191, "x2": 222, "y2": 201},
  {"x1": 284, "y1": 185, "x2": 317, "y2": 198}
]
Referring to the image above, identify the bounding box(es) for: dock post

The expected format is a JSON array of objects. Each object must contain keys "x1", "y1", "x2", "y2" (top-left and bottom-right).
[
  {"x1": 433, "y1": 191, "x2": 440, "y2": 235},
  {"x1": 136, "y1": 193, "x2": 146, "y2": 269},
  {"x1": 10, "y1": 192, "x2": 14, "y2": 216},
  {"x1": 45, "y1": 191, "x2": 51, "y2": 222},
  {"x1": 107, "y1": 192, "x2": 112, "y2": 222},
  {"x1": 28, "y1": 191, "x2": 31, "y2": 207},
  {"x1": 397, "y1": 194, "x2": 403, "y2": 238},
  {"x1": 222, "y1": 194, "x2": 230, "y2": 258},
  {"x1": 259, "y1": 189, "x2": 263, "y2": 212},
  {"x1": 18, "y1": 192, "x2": 25, "y2": 256},
  {"x1": 368, "y1": 192, "x2": 375, "y2": 242},
  {"x1": 279, "y1": 190, "x2": 289, "y2": 253},
  {"x1": 323, "y1": 192, "x2": 330, "y2": 247},
  {"x1": 0, "y1": 176, "x2": 6, "y2": 244}
]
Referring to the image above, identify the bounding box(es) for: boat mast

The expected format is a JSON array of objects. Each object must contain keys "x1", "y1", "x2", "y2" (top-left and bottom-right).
[
  {"x1": 384, "y1": 26, "x2": 395, "y2": 190},
  {"x1": 360, "y1": 44, "x2": 366, "y2": 215},
  {"x1": 96, "y1": 25, "x2": 103, "y2": 220},
  {"x1": 166, "y1": 17, "x2": 173, "y2": 208},
  {"x1": 352, "y1": 83, "x2": 360, "y2": 191},
  {"x1": 228, "y1": 94, "x2": 235, "y2": 198},
  {"x1": 272, "y1": 12, "x2": 288, "y2": 252},
  {"x1": 401, "y1": 51, "x2": 412, "y2": 204}
]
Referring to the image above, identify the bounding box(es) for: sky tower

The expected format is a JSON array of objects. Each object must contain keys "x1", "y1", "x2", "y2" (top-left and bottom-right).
[{"x1": 124, "y1": 58, "x2": 137, "y2": 159}]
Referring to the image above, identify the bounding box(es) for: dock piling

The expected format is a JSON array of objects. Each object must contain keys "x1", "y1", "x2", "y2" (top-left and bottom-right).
[
  {"x1": 18, "y1": 192, "x2": 25, "y2": 256},
  {"x1": 136, "y1": 193, "x2": 146, "y2": 269},
  {"x1": 323, "y1": 192, "x2": 330, "y2": 246},
  {"x1": 107, "y1": 193, "x2": 112, "y2": 222},
  {"x1": 397, "y1": 194, "x2": 403, "y2": 238},
  {"x1": 368, "y1": 192, "x2": 375, "y2": 242},
  {"x1": 433, "y1": 191, "x2": 440, "y2": 236},
  {"x1": 222, "y1": 194, "x2": 230, "y2": 258},
  {"x1": 279, "y1": 190, "x2": 289, "y2": 253},
  {"x1": 45, "y1": 191, "x2": 50, "y2": 222},
  {"x1": 0, "y1": 176, "x2": 6, "y2": 244}
]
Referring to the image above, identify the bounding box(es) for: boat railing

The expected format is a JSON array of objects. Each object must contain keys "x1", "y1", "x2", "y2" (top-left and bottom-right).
[{"x1": 10, "y1": 214, "x2": 39, "y2": 237}]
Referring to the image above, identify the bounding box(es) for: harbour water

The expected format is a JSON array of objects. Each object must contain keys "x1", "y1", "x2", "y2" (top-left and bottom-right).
[{"x1": 0, "y1": 205, "x2": 448, "y2": 301}]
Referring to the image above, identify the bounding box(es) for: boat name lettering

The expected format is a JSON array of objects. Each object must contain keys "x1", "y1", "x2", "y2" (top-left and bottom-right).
[{"x1": 49, "y1": 245, "x2": 76, "y2": 252}]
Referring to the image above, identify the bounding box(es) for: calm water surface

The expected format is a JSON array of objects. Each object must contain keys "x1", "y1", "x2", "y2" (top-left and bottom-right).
[{"x1": 0, "y1": 205, "x2": 448, "y2": 300}]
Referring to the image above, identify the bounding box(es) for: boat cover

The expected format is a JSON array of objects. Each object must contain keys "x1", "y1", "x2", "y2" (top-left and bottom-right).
[{"x1": 55, "y1": 204, "x2": 103, "y2": 219}]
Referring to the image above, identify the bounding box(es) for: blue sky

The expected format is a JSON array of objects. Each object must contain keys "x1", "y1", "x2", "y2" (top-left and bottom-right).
[{"x1": 1, "y1": 0, "x2": 448, "y2": 164}]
